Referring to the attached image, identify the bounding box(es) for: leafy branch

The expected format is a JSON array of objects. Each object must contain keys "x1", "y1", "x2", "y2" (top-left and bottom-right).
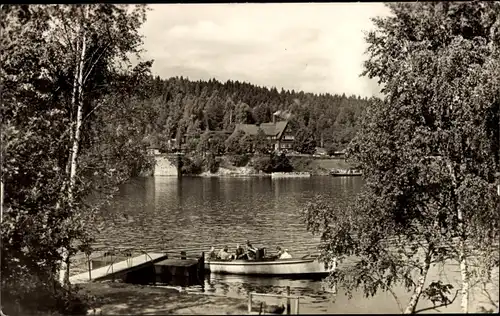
[{"x1": 415, "y1": 289, "x2": 459, "y2": 314}]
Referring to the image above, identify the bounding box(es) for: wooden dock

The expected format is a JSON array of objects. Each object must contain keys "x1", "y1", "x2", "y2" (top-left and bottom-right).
[
  {"x1": 68, "y1": 252, "x2": 169, "y2": 284},
  {"x1": 69, "y1": 251, "x2": 205, "y2": 287},
  {"x1": 153, "y1": 255, "x2": 205, "y2": 286}
]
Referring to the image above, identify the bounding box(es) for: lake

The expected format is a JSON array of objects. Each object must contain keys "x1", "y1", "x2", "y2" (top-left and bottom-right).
[{"x1": 95, "y1": 176, "x2": 498, "y2": 314}]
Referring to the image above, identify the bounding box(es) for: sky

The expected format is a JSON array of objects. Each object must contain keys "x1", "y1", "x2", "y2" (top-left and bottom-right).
[{"x1": 139, "y1": 3, "x2": 392, "y2": 98}]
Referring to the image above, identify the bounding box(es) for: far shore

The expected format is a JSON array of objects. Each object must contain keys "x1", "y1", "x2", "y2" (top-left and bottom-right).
[{"x1": 146, "y1": 153, "x2": 354, "y2": 178}]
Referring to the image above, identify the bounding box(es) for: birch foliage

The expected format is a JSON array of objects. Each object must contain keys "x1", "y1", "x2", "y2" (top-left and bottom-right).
[
  {"x1": 1, "y1": 4, "x2": 153, "y2": 313},
  {"x1": 304, "y1": 2, "x2": 500, "y2": 314}
]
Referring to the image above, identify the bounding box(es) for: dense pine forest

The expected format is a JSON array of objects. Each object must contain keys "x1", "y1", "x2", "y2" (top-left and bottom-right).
[{"x1": 140, "y1": 76, "x2": 371, "y2": 153}]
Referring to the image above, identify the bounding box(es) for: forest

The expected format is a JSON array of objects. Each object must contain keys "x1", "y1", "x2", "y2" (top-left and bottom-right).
[
  {"x1": 4, "y1": 2, "x2": 497, "y2": 315},
  {"x1": 2, "y1": 4, "x2": 369, "y2": 313},
  {"x1": 139, "y1": 76, "x2": 371, "y2": 154}
]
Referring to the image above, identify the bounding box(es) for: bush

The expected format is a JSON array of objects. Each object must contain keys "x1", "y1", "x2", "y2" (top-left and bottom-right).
[
  {"x1": 290, "y1": 157, "x2": 312, "y2": 171},
  {"x1": 271, "y1": 153, "x2": 293, "y2": 172},
  {"x1": 293, "y1": 127, "x2": 317, "y2": 154},
  {"x1": 2, "y1": 276, "x2": 93, "y2": 316},
  {"x1": 225, "y1": 130, "x2": 246, "y2": 155},
  {"x1": 205, "y1": 154, "x2": 220, "y2": 173},
  {"x1": 252, "y1": 155, "x2": 273, "y2": 173},
  {"x1": 325, "y1": 144, "x2": 337, "y2": 156},
  {"x1": 229, "y1": 154, "x2": 250, "y2": 167},
  {"x1": 180, "y1": 156, "x2": 203, "y2": 175},
  {"x1": 252, "y1": 153, "x2": 293, "y2": 173}
]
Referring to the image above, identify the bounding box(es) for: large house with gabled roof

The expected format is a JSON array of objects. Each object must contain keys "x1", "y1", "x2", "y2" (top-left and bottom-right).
[{"x1": 232, "y1": 116, "x2": 295, "y2": 151}]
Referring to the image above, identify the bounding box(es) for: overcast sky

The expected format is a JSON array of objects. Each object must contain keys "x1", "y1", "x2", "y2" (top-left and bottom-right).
[{"x1": 139, "y1": 3, "x2": 391, "y2": 98}]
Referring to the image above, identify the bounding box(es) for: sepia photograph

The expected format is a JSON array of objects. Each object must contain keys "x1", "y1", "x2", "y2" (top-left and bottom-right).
[{"x1": 1, "y1": 2, "x2": 499, "y2": 315}]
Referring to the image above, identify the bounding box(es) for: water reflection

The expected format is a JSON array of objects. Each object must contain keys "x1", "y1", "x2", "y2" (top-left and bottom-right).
[
  {"x1": 199, "y1": 264, "x2": 498, "y2": 314},
  {"x1": 98, "y1": 176, "x2": 362, "y2": 255}
]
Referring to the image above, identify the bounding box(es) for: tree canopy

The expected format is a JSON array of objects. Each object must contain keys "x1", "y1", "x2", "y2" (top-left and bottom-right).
[
  {"x1": 141, "y1": 76, "x2": 369, "y2": 152},
  {"x1": 305, "y1": 2, "x2": 500, "y2": 314},
  {"x1": 1, "y1": 4, "x2": 153, "y2": 314}
]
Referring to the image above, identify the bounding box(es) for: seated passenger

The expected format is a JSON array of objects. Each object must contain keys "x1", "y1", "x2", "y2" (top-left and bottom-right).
[
  {"x1": 280, "y1": 248, "x2": 292, "y2": 259},
  {"x1": 235, "y1": 244, "x2": 245, "y2": 259},
  {"x1": 208, "y1": 246, "x2": 217, "y2": 260},
  {"x1": 246, "y1": 240, "x2": 257, "y2": 260},
  {"x1": 246, "y1": 240, "x2": 257, "y2": 253},
  {"x1": 276, "y1": 246, "x2": 292, "y2": 259},
  {"x1": 217, "y1": 246, "x2": 232, "y2": 261},
  {"x1": 275, "y1": 246, "x2": 284, "y2": 259}
]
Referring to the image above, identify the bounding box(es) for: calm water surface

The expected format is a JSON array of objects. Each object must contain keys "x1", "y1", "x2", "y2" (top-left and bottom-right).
[
  {"x1": 96, "y1": 176, "x2": 498, "y2": 313},
  {"x1": 96, "y1": 176, "x2": 361, "y2": 256}
]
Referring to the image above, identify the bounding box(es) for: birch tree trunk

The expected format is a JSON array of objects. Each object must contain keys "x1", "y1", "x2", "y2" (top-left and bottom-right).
[
  {"x1": 58, "y1": 33, "x2": 80, "y2": 286},
  {"x1": 404, "y1": 257, "x2": 431, "y2": 314},
  {"x1": 65, "y1": 55, "x2": 79, "y2": 176},
  {"x1": 69, "y1": 23, "x2": 86, "y2": 201},
  {"x1": 60, "y1": 6, "x2": 88, "y2": 286},
  {"x1": 457, "y1": 208, "x2": 469, "y2": 313},
  {"x1": 446, "y1": 160, "x2": 469, "y2": 313}
]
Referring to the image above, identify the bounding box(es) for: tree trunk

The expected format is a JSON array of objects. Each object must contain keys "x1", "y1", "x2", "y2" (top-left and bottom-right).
[
  {"x1": 58, "y1": 40, "x2": 79, "y2": 286},
  {"x1": 69, "y1": 27, "x2": 86, "y2": 201},
  {"x1": 60, "y1": 7, "x2": 88, "y2": 286},
  {"x1": 1, "y1": 179, "x2": 4, "y2": 313},
  {"x1": 65, "y1": 57, "x2": 79, "y2": 176},
  {"x1": 58, "y1": 81, "x2": 78, "y2": 284},
  {"x1": 404, "y1": 257, "x2": 431, "y2": 314},
  {"x1": 447, "y1": 161, "x2": 469, "y2": 313},
  {"x1": 458, "y1": 208, "x2": 469, "y2": 313}
]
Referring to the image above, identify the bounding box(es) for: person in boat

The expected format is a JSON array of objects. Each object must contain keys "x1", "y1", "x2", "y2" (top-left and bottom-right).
[
  {"x1": 217, "y1": 246, "x2": 233, "y2": 261},
  {"x1": 245, "y1": 240, "x2": 258, "y2": 260},
  {"x1": 235, "y1": 243, "x2": 245, "y2": 259},
  {"x1": 276, "y1": 246, "x2": 292, "y2": 259},
  {"x1": 281, "y1": 248, "x2": 292, "y2": 259},
  {"x1": 275, "y1": 246, "x2": 283, "y2": 259},
  {"x1": 208, "y1": 246, "x2": 217, "y2": 260}
]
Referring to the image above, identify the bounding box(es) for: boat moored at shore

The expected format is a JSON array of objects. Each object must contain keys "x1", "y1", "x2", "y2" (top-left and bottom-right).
[
  {"x1": 271, "y1": 172, "x2": 311, "y2": 179},
  {"x1": 329, "y1": 168, "x2": 362, "y2": 177},
  {"x1": 205, "y1": 257, "x2": 334, "y2": 277}
]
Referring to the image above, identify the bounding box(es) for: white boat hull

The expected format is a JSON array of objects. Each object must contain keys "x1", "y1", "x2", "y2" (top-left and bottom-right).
[
  {"x1": 271, "y1": 172, "x2": 311, "y2": 179},
  {"x1": 205, "y1": 258, "x2": 333, "y2": 276}
]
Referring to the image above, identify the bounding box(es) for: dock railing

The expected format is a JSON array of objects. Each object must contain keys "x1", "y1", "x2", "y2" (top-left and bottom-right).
[
  {"x1": 248, "y1": 286, "x2": 302, "y2": 315},
  {"x1": 84, "y1": 247, "x2": 161, "y2": 281}
]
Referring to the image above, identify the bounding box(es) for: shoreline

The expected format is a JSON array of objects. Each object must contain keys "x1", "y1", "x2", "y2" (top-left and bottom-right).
[
  {"x1": 185, "y1": 173, "x2": 331, "y2": 178},
  {"x1": 146, "y1": 154, "x2": 351, "y2": 178}
]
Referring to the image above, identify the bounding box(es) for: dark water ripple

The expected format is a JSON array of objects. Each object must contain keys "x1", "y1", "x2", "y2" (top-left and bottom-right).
[{"x1": 96, "y1": 176, "x2": 362, "y2": 257}]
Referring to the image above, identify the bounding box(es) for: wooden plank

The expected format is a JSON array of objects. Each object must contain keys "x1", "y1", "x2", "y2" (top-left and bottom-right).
[
  {"x1": 155, "y1": 258, "x2": 198, "y2": 267},
  {"x1": 249, "y1": 292, "x2": 302, "y2": 300},
  {"x1": 68, "y1": 252, "x2": 168, "y2": 284},
  {"x1": 286, "y1": 286, "x2": 291, "y2": 315}
]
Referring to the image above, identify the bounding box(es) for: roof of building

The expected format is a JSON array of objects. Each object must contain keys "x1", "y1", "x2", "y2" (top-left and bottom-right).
[{"x1": 234, "y1": 121, "x2": 288, "y2": 138}]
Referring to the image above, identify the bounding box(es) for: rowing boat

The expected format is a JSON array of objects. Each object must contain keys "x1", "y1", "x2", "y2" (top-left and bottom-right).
[
  {"x1": 330, "y1": 168, "x2": 362, "y2": 176},
  {"x1": 205, "y1": 256, "x2": 334, "y2": 277}
]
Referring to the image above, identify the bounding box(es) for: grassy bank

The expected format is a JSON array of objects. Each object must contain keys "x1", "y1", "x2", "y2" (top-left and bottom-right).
[
  {"x1": 78, "y1": 282, "x2": 263, "y2": 315},
  {"x1": 289, "y1": 157, "x2": 357, "y2": 175}
]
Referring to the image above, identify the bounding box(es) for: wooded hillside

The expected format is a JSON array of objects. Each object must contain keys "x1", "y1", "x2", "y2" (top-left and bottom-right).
[{"x1": 141, "y1": 76, "x2": 371, "y2": 152}]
